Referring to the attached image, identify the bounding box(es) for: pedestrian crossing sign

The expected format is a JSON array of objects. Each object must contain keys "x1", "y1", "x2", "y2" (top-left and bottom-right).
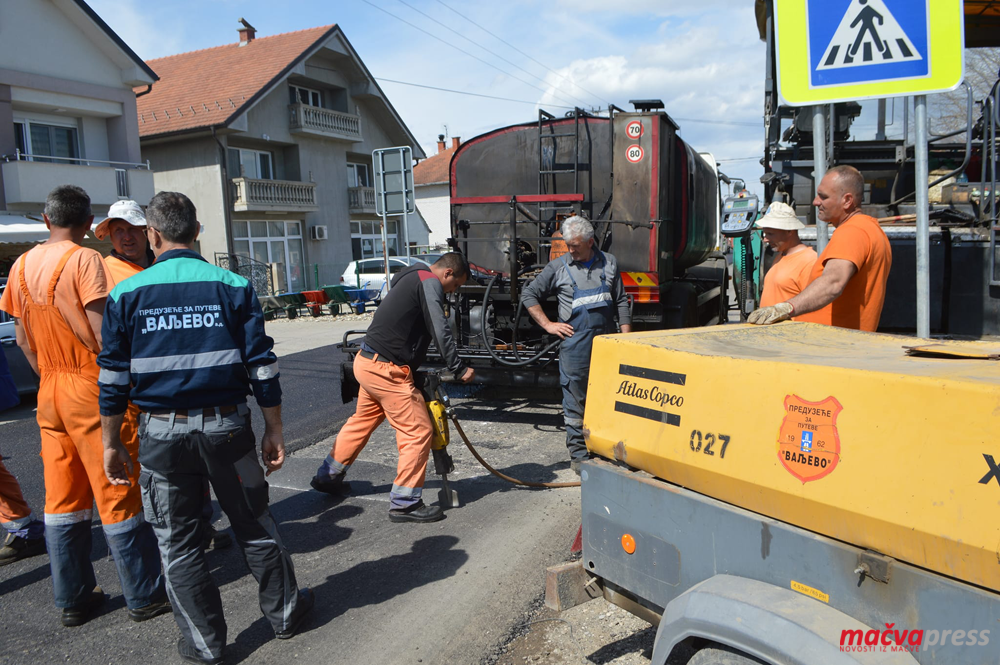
[{"x1": 774, "y1": 0, "x2": 964, "y2": 106}]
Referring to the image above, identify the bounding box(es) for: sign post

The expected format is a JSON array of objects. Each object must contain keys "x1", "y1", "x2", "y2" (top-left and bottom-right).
[
  {"x1": 372, "y1": 146, "x2": 415, "y2": 292},
  {"x1": 774, "y1": 0, "x2": 964, "y2": 336}
]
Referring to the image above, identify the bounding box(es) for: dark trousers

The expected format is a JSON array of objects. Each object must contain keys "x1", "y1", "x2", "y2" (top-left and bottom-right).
[{"x1": 137, "y1": 405, "x2": 302, "y2": 660}]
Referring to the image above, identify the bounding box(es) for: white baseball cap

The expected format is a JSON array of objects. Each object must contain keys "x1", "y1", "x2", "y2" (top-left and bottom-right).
[
  {"x1": 755, "y1": 202, "x2": 805, "y2": 231},
  {"x1": 94, "y1": 200, "x2": 146, "y2": 240}
]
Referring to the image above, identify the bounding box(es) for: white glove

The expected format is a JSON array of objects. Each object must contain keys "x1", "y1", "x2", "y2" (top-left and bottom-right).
[{"x1": 748, "y1": 302, "x2": 794, "y2": 325}]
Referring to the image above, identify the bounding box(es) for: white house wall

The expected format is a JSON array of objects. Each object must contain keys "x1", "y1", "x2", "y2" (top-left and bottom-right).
[
  {"x1": 0, "y1": 0, "x2": 137, "y2": 90},
  {"x1": 416, "y1": 183, "x2": 451, "y2": 249}
]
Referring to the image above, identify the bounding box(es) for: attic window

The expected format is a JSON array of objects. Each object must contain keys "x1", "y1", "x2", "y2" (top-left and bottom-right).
[{"x1": 289, "y1": 85, "x2": 322, "y2": 108}]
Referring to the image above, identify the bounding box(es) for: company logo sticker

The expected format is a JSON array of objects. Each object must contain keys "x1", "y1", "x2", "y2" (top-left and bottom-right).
[{"x1": 777, "y1": 395, "x2": 842, "y2": 483}]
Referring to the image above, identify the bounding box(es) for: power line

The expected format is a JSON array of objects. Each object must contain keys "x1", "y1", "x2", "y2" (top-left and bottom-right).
[
  {"x1": 716, "y1": 156, "x2": 763, "y2": 163},
  {"x1": 376, "y1": 78, "x2": 578, "y2": 109},
  {"x1": 359, "y1": 0, "x2": 583, "y2": 108},
  {"x1": 393, "y1": 0, "x2": 598, "y2": 109},
  {"x1": 380, "y1": 76, "x2": 762, "y2": 128},
  {"x1": 434, "y1": 0, "x2": 610, "y2": 107}
]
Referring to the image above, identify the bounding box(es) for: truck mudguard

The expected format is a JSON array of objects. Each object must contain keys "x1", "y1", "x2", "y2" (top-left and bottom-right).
[{"x1": 651, "y1": 575, "x2": 919, "y2": 665}]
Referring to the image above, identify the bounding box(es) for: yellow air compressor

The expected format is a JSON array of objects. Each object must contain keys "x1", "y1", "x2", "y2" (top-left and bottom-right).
[{"x1": 584, "y1": 322, "x2": 1000, "y2": 593}]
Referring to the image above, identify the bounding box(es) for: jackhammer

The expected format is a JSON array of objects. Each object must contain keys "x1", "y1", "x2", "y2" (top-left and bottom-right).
[{"x1": 339, "y1": 361, "x2": 581, "y2": 508}]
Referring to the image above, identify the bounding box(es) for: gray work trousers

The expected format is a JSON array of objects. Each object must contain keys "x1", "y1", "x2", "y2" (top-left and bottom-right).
[{"x1": 137, "y1": 405, "x2": 302, "y2": 661}]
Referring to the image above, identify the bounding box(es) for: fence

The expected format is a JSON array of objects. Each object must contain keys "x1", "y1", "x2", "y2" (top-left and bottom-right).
[{"x1": 215, "y1": 253, "x2": 274, "y2": 296}]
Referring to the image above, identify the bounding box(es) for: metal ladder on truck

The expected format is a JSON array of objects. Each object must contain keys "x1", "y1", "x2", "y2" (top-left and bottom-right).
[{"x1": 537, "y1": 108, "x2": 593, "y2": 221}]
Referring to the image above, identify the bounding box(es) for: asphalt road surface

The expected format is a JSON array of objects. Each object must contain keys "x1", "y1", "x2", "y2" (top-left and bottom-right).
[{"x1": 0, "y1": 340, "x2": 582, "y2": 665}]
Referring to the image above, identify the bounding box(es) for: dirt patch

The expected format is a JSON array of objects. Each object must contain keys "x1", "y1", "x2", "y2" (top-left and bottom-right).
[{"x1": 485, "y1": 593, "x2": 657, "y2": 665}]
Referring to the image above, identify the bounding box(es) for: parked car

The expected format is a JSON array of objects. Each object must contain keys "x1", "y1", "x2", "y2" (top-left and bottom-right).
[
  {"x1": 0, "y1": 279, "x2": 38, "y2": 396},
  {"x1": 339, "y1": 256, "x2": 430, "y2": 295},
  {"x1": 413, "y1": 253, "x2": 495, "y2": 285}
]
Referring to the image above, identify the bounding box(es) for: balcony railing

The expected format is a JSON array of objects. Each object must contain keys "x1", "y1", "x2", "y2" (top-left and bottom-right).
[
  {"x1": 289, "y1": 104, "x2": 363, "y2": 142},
  {"x1": 1, "y1": 152, "x2": 153, "y2": 208},
  {"x1": 231, "y1": 177, "x2": 318, "y2": 213},
  {"x1": 348, "y1": 186, "x2": 377, "y2": 214}
]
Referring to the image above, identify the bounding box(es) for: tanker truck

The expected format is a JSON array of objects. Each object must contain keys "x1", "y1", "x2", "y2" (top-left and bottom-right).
[{"x1": 414, "y1": 102, "x2": 729, "y2": 386}]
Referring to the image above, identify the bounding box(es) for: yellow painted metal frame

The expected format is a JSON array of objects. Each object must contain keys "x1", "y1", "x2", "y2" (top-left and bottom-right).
[
  {"x1": 774, "y1": 0, "x2": 965, "y2": 106},
  {"x1": 585, "y1": 323, "x2": 1000, "y2": 592}
]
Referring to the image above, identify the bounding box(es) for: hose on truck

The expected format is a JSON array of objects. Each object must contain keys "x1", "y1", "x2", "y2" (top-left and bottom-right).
[{"x1": 480, "y1": 274, "x2": 561, "y2": 367}]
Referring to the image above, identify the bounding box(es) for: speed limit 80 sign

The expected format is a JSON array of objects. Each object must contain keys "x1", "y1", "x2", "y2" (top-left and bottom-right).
[{"x1": 625, "y1": 144, "x2": 644, "y2": 163}]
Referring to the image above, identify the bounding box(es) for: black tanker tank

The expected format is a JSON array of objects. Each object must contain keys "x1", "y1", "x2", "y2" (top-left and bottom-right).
[{"x1": 416, "y1": 105, "x2": 728, "y2": 382}]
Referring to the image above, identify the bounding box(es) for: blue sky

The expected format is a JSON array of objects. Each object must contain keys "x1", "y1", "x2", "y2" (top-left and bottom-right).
[{"x1": 88, "y1": 0, "x2": 769, "y2": 188}]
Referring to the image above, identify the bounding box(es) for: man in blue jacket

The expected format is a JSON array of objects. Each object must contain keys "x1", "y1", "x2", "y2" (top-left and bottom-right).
[{"x1": 97, "y1": 192, "x2": 311, "y2": 665}]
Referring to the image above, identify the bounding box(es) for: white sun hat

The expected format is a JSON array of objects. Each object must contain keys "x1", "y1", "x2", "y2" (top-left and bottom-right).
[
  {"x1": 755, "y1": 202, "x2": 805, "y2": 231},
  {"x1": 94, "y1": 200, "x2": 146, "y2": 240}
]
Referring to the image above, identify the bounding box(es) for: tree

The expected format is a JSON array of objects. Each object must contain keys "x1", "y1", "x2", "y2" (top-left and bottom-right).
[{"x1": 930, "y1": 47, "x2": 1000, "y2": 135}]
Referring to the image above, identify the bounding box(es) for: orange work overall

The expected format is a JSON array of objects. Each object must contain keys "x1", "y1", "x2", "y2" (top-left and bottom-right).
[{"x1": 19, "y1": 247, "x2": 142, "y2": 526}]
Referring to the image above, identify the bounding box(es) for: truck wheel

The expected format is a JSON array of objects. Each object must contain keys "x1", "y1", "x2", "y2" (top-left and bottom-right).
[{"x1": 687, "y1": 646, "x2": 768, "y2": 665}]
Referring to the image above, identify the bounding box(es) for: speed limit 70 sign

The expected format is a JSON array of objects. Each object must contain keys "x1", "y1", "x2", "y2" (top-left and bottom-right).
[
  {"x1": 625, "y1": 144, "x2": 644, "y2": 163},
  {"x1": 625, "y1": 120, "x2": 643, "y2": 139}
]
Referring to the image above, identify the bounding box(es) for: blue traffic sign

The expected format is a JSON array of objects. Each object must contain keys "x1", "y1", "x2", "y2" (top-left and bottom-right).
[
  {"x1": 775, "y1": 0, "x2": 962, "y2": 105},
  {"x1": 808, "y1": 0, "x2": 929, "y2": 88}
]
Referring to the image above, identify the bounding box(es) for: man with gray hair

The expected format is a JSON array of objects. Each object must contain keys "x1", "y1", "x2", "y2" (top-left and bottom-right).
[
  {"x1": 521, "y1": 216, "x2": 631, "y2": 472},
  {"x1": 98, "y1": 191, "x2": 311, "y2": 664}
]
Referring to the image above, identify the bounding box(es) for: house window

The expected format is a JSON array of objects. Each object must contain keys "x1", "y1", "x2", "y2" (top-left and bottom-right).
[
  {"x1": 289, "y1": 84, "x2": 322, "y2": 108},
  {"x1": 232, "y1": 220, "x2": 305, "y2": 292},
  {"x1": 350, "y1": 219, "x2": 397, "y2": 260},
  {"x1": 347, "y1": 163, "x2": 370, "y2": 188},
  {"x1": 227, "y1": 148, "x2": 273, "y2": 180},
  {"x1": 12, "y1": 120, "x2": 79, "y2": 163}
]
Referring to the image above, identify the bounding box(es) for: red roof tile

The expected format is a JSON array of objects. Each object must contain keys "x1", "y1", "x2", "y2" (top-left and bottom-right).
[
  {"x1": 414, "y1": 143, "x2": 459, "y2": 186},
  {"x1": 137, "y1": 25, "x2": 335, "y2": 138}
]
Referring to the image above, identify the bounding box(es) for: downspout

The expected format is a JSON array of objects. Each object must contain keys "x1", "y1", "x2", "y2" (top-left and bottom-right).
[
  {"x1": 212, "y1": 125, "x2": 236, "y2": 256},
  {"x1": 135, "y1": 84, "x2": 153, "y2": 98}
]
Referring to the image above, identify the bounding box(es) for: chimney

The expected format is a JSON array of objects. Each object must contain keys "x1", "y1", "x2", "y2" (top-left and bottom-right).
[
  {"x1": 238, "y1": 18, "x2": 256, "y2": 45},
  {"x1": 451, "y1": 137, "x2": 460, "y2": 150},
  {"x1": 437, "y1": 134, "x2": 446, "y2": 153}
]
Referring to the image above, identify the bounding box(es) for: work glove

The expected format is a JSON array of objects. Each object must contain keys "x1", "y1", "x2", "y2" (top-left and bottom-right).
[{"x1": 748, "y1": 302, "x2": 794, "y2": 325}]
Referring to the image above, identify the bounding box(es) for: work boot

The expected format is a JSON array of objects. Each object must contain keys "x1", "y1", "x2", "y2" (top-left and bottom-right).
[
  {"x1": 177, "y1": 637, "x2": 224, "y2": 665},
  {"x1": 128, "y1": 596, "x2": 172, "y2": 623},
  {"x1": 61, "y1": 587, "x2": 107, "y2": 627},
  {"x1": 388, "y1": 501, "x2": 444, "y2": 523},
  {"x1": 274, "y1": 588, "x2": 315, "y2": 639},
  {"x1": 202, "y1": 525, "x2": 233, "y2": 550},
  {"x1": 310, "y1": 475, "x2": 352, "y2": 498},
  {"x1": 0, "y1": 532, "x2": 46, "y2": 567}
]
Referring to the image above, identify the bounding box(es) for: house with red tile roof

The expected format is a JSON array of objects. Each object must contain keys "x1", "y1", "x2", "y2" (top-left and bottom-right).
[
  {"x1": 137, "y1": 21, "x2": 426, "y2": 292},
  {"x1": 414, "y1": 135, "x2": 461, "y2": 250}
]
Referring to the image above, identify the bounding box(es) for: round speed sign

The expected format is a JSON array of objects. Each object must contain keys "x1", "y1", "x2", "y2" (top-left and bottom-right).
[
  {"x1": 625, "y1": 120, "x2": 643, "y2": 139},
  {"x1": 625, "y1": 144, "x2": 644, "y2": 163}
]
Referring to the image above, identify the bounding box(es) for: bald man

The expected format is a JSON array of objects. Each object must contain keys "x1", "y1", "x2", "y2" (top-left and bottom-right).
[{"x1": 749, "y1": 165, "x2": 892, "y2": 331}]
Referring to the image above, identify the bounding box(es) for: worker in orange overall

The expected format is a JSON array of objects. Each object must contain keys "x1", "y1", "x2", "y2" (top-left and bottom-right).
[
  {"x1": 0, "y1": 343, "x2": 45, "y2": 567},
  {"x1": 0, "y1": 185, "x2": 167, "y2": 627},
  {"x1": 94, "y1": 200, "x2": 231, "y2": 551}
]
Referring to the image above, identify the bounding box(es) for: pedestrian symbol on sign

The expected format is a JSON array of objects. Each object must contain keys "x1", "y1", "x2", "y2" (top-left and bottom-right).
[{"x1": 807, "y1": 0, "x2": 929, "y2": 89}]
